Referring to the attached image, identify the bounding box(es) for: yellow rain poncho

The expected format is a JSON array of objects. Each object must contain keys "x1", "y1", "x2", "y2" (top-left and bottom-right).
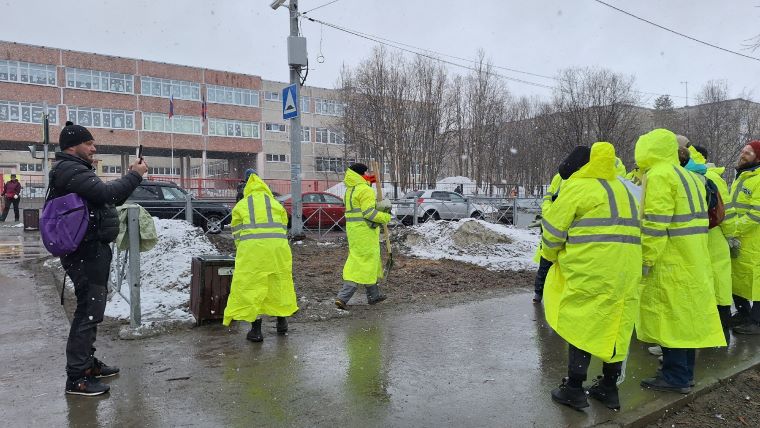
[
  {"x1": 725, "y1": 163, "x2": 760, "y2": 300},
  {"x1": 541, "y1": 142, "x2": 641, "y2": 363},
  {"x1": 223, "y1": 174, "x2": 298, "y2": 325},
  {"x1": 541, "y1": 173, "x2": 563, "y2": 214},
  {"x1": 635, "y1": 129, "x2": 725, "y2": 348},
  {"x1": 343, "y1": 168, "x2": 391, "y2": 285}
]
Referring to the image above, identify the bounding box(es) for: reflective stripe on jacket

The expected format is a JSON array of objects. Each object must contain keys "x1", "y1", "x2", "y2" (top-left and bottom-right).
[
  {"x1": 342, "y1": 168, "x2": 390, "y2": 285},
  {"x1": 542, "y1": 142, "x2": 641, "y2": 363},
  {"x1": 223, "y1": 174, "x2": 297, "y2": 325},
  {"x1": 727, "y1": 166, "x2": 760, "y2": 300},
  {"x1": 634, "y1": 129, "x2": 725, "y2": 348}
]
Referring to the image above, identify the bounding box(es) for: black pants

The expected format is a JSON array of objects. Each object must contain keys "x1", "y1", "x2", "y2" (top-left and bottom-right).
[
  {"x1": 733, "y1": 295, "x2": 760, "y2": 324},
  {"x1": 0, "y1": 196, "x2": 19, "y2": 221},
  {"x1": 568, "y1": 343, "x2": 622, "y2": 384},
  {"x1": 534, "y1": 257, "x2": 552, "y2": 295},
  {"x1": 660, "y1": 347, "x2": 695, "y2": 388},
  {"x1": 61, "y1": 240, "x2": 112, "y2": 379}
]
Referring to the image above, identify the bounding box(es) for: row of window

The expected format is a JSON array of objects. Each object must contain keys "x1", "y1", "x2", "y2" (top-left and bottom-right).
[
  {"x1": 207, "y1": 84, "x2": 260, "y2": 107},
  {"x1": 266, "y1": 154, "x2": 287, "y2": 162},
  {"x1": 315, "y1": 157, "x2": 347, "y2": 173},
  {"x1": 140, "y1": 76, "x2": 201, "y2": 100},
  {"x1": 0, "y1": 100, "x2": 58, "y2": 124},
  {"x1": 18, "y1": 163, "x2": 43, "y2": 172},
  {"x1": 67, "y1": 106, "x2": 134, "y2": 130},
  {"x1": 148, "y1": 167, "x2": 180, "y2": 176},
  {"x1": 102, "y1": 166, "x2": 123, "y2": 174},
  {"x1": 65, "y1": 68, "x2": 134, "y2": 93},
  {"x1": 208, "y1": 118, "x2": 260, "y2": 139},
  {"x1": 0, "y1": 60, "x2": 57, "y2": 86},
  {"x1": 142, "y1": 113, "x2": 202, "y2": 135}
]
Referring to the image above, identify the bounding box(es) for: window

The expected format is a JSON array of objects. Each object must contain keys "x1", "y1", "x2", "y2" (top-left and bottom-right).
[
  {"x1": 266, "y1": 154, "x2": 287, "y2": 162},
  {"x1": 431, "y1": 191, "x2": 451, "y2": 201},
  {"x1": 140, "y1": 76, "x2": 200, "y2": 100},
  {"x1": 0, "y1": 60, "x2": 56, "y2": 86},
  {"x1": 65, "y1": 68, "x2": 134, "y2": 93},
  {"x1": 329, "y1": 130, "x2": 344, "y2": 145},
  {"x1": 207, "y1": 84, "x2": 259, "y2": 107},
  {"x1": 100, "y1": 166, "x2": 122, "y2": 174},
  {"x1": 314, "y1": 98, "x2": 344, "y2": 116},
  {"x1": 148, "y1": 167, "x2": 180, "y2": 175},
  {"x1": 303, "y1": 193, "x2": 322, "y2": 203},
  {"x1": 129, "y1": 185, "x2": 161, "y2": 200},
  {"x1": 315, "y1": 127, "x2": 329, "y2": 143},
  {"x1": 142, "y1": 112, "x2": 201, "y2": 135},
  {"x1": 449, "y1": 193, "x2": 466, "y2": 202},
  {"x1": 265, "y1": 122, "x2": 286, "y2": 133},
  {"x1": 264, "y1": 91, "x2": 280, "y2": 101},
  {"x1": 209, "y1": 118, "x2": 260, "y2": 138},
  {"x1": 301, "y1": 96, "x2": 310, "y2": 113},
  {"x1": 67, "y1": 106, "x2": 134, "y2": 129},
  {"x1": 0, "y1": 100, "x2": 57, "y2": 124},
  {"x1": 301, "y1": 126, "x2": 311, "y2": 142},
  {"x1": 323, "y1": 194, "x2": 343, "y2": 205},
  {"x1": 160, "y1": 186, "x2": 186, "y2": 201},
  {"x1": 315, "y1": 157, "x2": 345, "y2": 173},
  {"x1": 18, "y1": 163, "x2": 42, "y2": 172}
]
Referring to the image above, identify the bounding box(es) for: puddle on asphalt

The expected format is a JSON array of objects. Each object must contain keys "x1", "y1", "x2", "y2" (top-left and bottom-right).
[{"x1": 0, "y1": 225, "x2": 46, "y2": 264}]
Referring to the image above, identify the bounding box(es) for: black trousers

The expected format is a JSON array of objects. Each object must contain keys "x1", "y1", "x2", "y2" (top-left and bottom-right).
[
  {"x1": 568, "y1": 343, "x2": 622, "y2": 383},
  {"x1": 0, "y1": 196, "x2": 19, "y2": 221},
  {"x1": 534, "y1": 257, "x2": 552, "y2": 295},
  {"x1": 733, "y1": 295, "x2": 760, "y2": 324},
  {"x1": 61, "y1": 240, "x2": 112, "y2": 379}
]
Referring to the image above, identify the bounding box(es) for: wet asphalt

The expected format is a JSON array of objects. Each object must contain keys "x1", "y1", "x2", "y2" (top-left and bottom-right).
[{"x1": 2, "y1": 224, "x2": 760, "y2": 427}]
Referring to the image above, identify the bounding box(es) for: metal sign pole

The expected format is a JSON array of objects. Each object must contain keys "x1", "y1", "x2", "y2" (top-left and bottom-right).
[{"x1": 127, "y1": 206, "x2": 141, "y2": 327}]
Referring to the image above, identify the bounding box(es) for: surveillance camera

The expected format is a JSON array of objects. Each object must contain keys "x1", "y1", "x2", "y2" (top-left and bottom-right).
[{"x1": 270, "y1": 0, "x2": 286, "y2": 10}]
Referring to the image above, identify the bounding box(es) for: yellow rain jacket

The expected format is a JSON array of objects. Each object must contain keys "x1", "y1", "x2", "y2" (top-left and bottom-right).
[
  {"x1": 223, "y1": 174, "x2": 298, "y2": 325},
  {"x1": 705, "y1": 168, "x2": 733, "y2": 306},
  {"x1": 541, "y1": 142, "x2": 641, "y2": 363},
  {"x1": 615, "y1": 157, "x2": 627, "y2": 177},
  {"x1": 635, "y1": 129, "x2": 725, "y2": 348},
  {"x1": 625, "y1": 167, "x2": 642, "y2": 185},
  {"x1": 541, "y1": 173, "x2": 563, "y2": 214},
  {"x1": 726, "y1": 164, "x2": 760, "y2": 300},
  {"x1": 343, "y1": 168, "x2": 391, "y2": 285}
]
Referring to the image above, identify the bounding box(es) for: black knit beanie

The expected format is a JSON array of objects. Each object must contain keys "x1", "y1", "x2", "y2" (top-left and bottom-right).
[
  {"x1": 59, "y1": 121, "x2": 94, "y2": 150},
  {"x1": 558, "y1": 146, "x2": 591, "y2": 180},
  {"x1": 348, "y1": 163, "x2": 368, "y2": 175}
]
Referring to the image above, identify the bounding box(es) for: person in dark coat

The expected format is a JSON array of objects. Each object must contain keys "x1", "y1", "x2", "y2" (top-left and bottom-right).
[
  {"x1": 236, "y1": 168, "x2": 256, "y2": 202},
  {"x1": 0, "y1": 173, "x2": 22, "y2": 222},
  {"x1": 51, "y1": 121, "x2": 147, "y2": 396}
]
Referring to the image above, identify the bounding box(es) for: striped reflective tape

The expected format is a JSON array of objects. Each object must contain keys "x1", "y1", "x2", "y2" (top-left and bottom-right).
[
  {"x1": 345, "y1": 217, "x2": 365, "y2": 222},
  {"x1": 641, "y1": 227, "x2": 668, "y2": 237},
  {"x1": 542, "y1": 237, "x2": 563, "y2": 248},
  {"x1": 747, "y1": 212, "x2": 760, "y2": 224},
  {"x1": 667, "y1": 226, "x2": 708, "y2": 237},
  {"x1": 567, "y1": 234, "x2": 641, "y2": 245},
  {"x1": 644, "y1": 212, "x2": 708, "y2": 223},
  {"x1": 686, "y1": 172, "x2": 706, "y2": 213},
  {"x1": 541, "y1": 218, "x2": 567, "y2": 239},
  {"x1": 232, "y1": 223, "x2": 286, "y2": 231},
  {"x1": 618, "y1": 177, "x2": 639, "y2": 219},
  {"x1": 236, "y1": 232, "x2": 288, "y2": 241},
  {"x1": 572, "y1": 217, "x2": 639, "y2": 228},
  {"x1": 731, "y1": 177, "x2": 748, "y2": 206},
  {"x1": 598, "y1": 179, "x2": 619, "y2": 218},
  {"x1": 264, "y1": 195, "x2": 274, "y2": 223},
  {"x1": 673, "y1": 166, "x2": 696, "y2": 215}
]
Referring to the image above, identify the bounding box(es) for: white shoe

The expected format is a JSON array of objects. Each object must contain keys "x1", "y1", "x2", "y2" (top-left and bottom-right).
[{"x1": 647, "y1": 345, "x2": 663, "y2": 356}]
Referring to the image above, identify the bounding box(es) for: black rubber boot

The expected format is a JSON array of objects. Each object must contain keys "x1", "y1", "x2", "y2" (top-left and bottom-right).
[
  {"x1": 247, "y1": 319, "x2": 263, "y2": 342},
  {"x1": 366, "y1": 285, "x2": 387, "y2": 305},
  {"x1": 587, "y1": 376, "x2": 620, "y2": 410},
  {"x1": 551, "y1": 379, "x2": 589, "y2": 410},
  {"x1": 276, "y1": 317, "x2": 288, "y2": 334}
]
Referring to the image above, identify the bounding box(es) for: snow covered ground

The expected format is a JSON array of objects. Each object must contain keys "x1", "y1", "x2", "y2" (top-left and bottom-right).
[
  {"x1": 105, "y1": 219, "x2": 217, "y2": 322},
  {"x1": 402, "y1": 218, "x2": 539, "y2": 271}
]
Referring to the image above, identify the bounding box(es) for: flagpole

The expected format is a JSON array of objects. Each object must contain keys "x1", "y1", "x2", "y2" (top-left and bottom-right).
[
  {"x1": 170, "y1": 117, "x2": 174, "y2": 178},
  {"x1": 201, "y1": 96, "x2": 207, "y2": 180}
]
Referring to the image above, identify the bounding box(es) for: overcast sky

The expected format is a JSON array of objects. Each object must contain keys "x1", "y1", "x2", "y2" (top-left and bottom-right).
[{"x1": 1, "y1": 0, "x2": 758, "y2": 106}]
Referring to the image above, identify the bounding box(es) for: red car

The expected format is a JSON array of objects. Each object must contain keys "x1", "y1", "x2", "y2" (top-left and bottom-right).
[{"x1": 277, "y1": 191, "x2": 346, "y2": 229}]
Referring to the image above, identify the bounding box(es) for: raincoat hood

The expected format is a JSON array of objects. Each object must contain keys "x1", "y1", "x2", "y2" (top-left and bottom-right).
[
  {"x1": 688, "y1": 146, "x2": 706, "y2": 165},
  {"x1": 344, "y1": 168, "x2": 368, "y2": 187},
  {"x1": 243, "y1": 173, "x2": 275, "y2": 198},
  {"x1": 572, "y1": 142, "x2": 616, "y2": 180},
  {"x1": 635, "y1": 129, "x2": 679, "y2": 171}
]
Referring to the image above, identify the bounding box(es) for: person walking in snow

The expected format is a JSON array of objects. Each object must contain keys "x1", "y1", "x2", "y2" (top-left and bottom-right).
[
  {"x1": 335, "y1": 163, "x2": 392, "y2": 309},
  {"x1": 223, "y1": 172, "x2": 298, "y2": 342}
]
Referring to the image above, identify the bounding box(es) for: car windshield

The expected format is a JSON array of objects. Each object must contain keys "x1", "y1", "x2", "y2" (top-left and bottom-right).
[
  {"x1": 403, "y1": 191, "x2": 424, "y2": 199},
  {"x1": 276, "y1": 194, "x2": 291, "y2": 202},
  {"x1": 161, "y1": 186, "x2": 186, "y2": 201}
]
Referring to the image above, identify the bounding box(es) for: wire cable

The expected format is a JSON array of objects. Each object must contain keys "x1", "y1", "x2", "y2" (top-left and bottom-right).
[
  {"x1": 302, "y1": 0, "x2": 341, "y2": 15},
  {"x1": 593, "y1": 0, "x2": 760, "y2": 63}
]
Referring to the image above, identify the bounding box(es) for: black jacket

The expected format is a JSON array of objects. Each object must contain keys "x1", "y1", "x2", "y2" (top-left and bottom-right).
[{"x1": 48, "y1": 152, "x2": 142, "y2": 243}]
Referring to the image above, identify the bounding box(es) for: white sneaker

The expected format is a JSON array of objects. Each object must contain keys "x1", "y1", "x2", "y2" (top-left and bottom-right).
[{"x1": 647, "y1": 345, "x2": 663, "y2": 356}]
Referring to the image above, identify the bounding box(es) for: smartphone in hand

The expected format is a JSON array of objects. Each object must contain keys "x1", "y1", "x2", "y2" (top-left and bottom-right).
[{"x1": 136, "y1": 144, "x2": 144, "y2": 163}]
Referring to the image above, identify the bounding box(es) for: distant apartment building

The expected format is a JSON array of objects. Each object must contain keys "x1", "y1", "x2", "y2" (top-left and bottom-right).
[{"x1": 0, "y1": 41, "x2": 348, "y2": 194}]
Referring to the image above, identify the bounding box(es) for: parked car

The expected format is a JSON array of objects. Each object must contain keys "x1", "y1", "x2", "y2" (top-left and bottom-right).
[
  {"x1": 126, "y1": 180, "x2": 232, "y2": 233},
  {"x1": 277, "y1": 191, "x2": 346, "y2": 229},
  {"x1": 395, "y1": 190, "x2": 485, "y2": 224}
]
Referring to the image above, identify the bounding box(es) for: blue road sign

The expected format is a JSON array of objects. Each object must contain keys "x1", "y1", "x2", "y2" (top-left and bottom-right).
[{"x1": 282, "y1": 84, "x2": 299, "y2": 120}]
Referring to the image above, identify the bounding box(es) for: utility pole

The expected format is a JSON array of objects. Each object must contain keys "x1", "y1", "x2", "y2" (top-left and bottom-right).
[
  {"x1": 289, "y1": 0, "x2": 304, "y2": 237},
  {"x1": 42, "y1": 103, "x2": 50, "y2": 189},
  {"x1": 681, "y1": 81, "x2": 690, "y2": 134}
]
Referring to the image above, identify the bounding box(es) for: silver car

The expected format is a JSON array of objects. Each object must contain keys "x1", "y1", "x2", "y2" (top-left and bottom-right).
[{"x1": 395, "y1": 190, "x2": 485, "y2": 224}]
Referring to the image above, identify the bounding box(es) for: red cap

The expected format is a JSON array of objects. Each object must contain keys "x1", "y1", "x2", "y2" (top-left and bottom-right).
[{"x1": 749, "y1": 140, "x2": 760, "y2": 159}]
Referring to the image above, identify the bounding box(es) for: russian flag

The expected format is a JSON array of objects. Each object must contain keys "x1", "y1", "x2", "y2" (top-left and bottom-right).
[{"x1": 169, "y1": 94, "x2": 174, "y2": 118}]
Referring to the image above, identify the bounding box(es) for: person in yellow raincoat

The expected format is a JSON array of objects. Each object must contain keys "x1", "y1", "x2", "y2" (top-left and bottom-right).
[
  {"x1": 541, "y1": 143, "x2": 641, "y2": 411},
  {"x1": 686, "y1": 145, "x2": 733, "y2": 342},
  {"x1": 335, "y1": 163, "x2": 392, "y2": 310},
  {"x1": 635, "y1": 129, "x2": 725, "y2": 394},
  {"x1": 725, "y1": 140, "x2": 760, "y2": 334},
  {"x1": 532, "y1": 173, "x2": 563, "y2": 304},
  {"x1": 223, "y1": 172, "x2": 298, "y2": 342}
]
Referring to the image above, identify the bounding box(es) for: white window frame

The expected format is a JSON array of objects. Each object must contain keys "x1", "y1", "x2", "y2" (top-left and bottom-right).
[
  {"x1": 264, "y1": 91, "x2": 280, "y2": 102},
  {"x1": 140, "y1": 76, "x2": 200, "y2": 101},
  {"x1": 65, "y1": 67, "x2": 134, "y2": 94},
  {"x1": 67, "y1": 106, "x2": 135, "y2": 130},
  {"x1": 265, "y1": 122, "x2": 287, "y2": 133},
  {"x1": 315, "y1": 127, "x2": 329, "y2": 143},
  {"x1": 315, "y1": 156, "x2": 345, "y2": 173},
  {"x1": 266, "y1": 154, "x2": 288, "y2": 162},
  {"x1": 301, "y1": 96, "x2": 311, "y2": 113},
  {"x1": 208, "y1": 118, "x2": 260, "y2": 139},
  {"x1": 206, "y1": 84, "x2": 260, "y2": 107},
  {"x1": 314, "y1": 98, "x2": 345, "y2": 117},
  {"x1": 301, "y1": 126, "x2": 311, "y2": 142},
  {"x1": 0, "y1": 60, "x2": 57, "y2": 86},
  {"x1": 0, "y1": 100, "x2": 58, "y2": 124},
  {"x1": 142, "y1": 112, "x2": 201, "y2": 135}
]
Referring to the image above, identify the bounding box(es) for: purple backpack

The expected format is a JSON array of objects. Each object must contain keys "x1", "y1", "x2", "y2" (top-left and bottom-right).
[{"x1": 40, "y1": 192, "x2": 89, "y2": 256}]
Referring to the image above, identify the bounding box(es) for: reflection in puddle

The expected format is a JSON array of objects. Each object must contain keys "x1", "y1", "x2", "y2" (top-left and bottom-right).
[{"x1": 0, "y1": 229, "x2": 46, "y2": 263}]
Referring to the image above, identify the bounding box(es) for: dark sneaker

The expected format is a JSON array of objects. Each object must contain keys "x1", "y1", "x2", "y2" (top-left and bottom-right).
[
  {"x1": 532, "y1": 293, "x2": 542, "y2": 304},
  {"x1": 587, "y1": 377, "x2": 620, "y2": 410},
  {"x1": 92, "y1": 358, "x2": 120, "y2": 378},
  {"x1": 276, "y1": 317, "x2": 288, "y2": 334},
  {"x1": 335, "y1": 299, "x2": 348, "y2": 310},
  {"x1": 655, "y1": 369, "x2": 695, "y2": 387},
  {"x1": 734, "y1": 323, "x2": 760, "y2": 335},
  {"x1": 551, "y1": 379, "x2": 589, "y2": 410},
  {"x1": 246, "y1": 319, "x2": 263, "y2": 342},
  {"x1": 640, "y1": 377, "x2": 691, "y2": 394},
  {"x1": 367, "y1": 294, "x2": 387, "y2": 305},
  {"x1": 729, "y1": 312, "x2": 749, "y2": 327},
  {"x1": 65, "y1": 376, "x2": 110, "y2": 396}
]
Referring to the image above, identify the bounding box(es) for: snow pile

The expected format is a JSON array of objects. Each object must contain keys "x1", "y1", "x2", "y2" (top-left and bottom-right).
[
  {"x1": 403, "y1": 218, "x2": 539, "y2": 271},
  {"x1": 105, "y1": 219, "x2": 218, "y2": 322}
]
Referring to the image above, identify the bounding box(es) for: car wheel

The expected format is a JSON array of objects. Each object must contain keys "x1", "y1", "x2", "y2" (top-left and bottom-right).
[
  {"x1": 204, "y1": 214, "x2": 223, "y2": 234},
  {"x1": 421, "y1": 210, "x2": 439, "y2": 223},
  {"x1": 470, "y1": 211, "x2": 483, "y2": 220}
]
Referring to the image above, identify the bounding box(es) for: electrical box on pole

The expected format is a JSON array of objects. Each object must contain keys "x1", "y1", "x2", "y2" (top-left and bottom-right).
[{"x1": 287, "y1": 36, "x2": 308, "y2": 67}]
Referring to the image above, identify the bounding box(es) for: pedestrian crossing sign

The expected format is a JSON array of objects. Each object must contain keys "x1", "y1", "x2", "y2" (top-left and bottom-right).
[{"x1": 282, "y1": 84, "x2": 299, "y2": 120}]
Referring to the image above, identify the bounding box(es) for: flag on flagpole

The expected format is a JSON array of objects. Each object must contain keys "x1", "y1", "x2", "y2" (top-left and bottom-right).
[
  {"x1": 169, "y1": 94, "x2": 174, "y2": 118},
  {"x1": 201, "y1": 96, "x2": 207, "y2": 122}
]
